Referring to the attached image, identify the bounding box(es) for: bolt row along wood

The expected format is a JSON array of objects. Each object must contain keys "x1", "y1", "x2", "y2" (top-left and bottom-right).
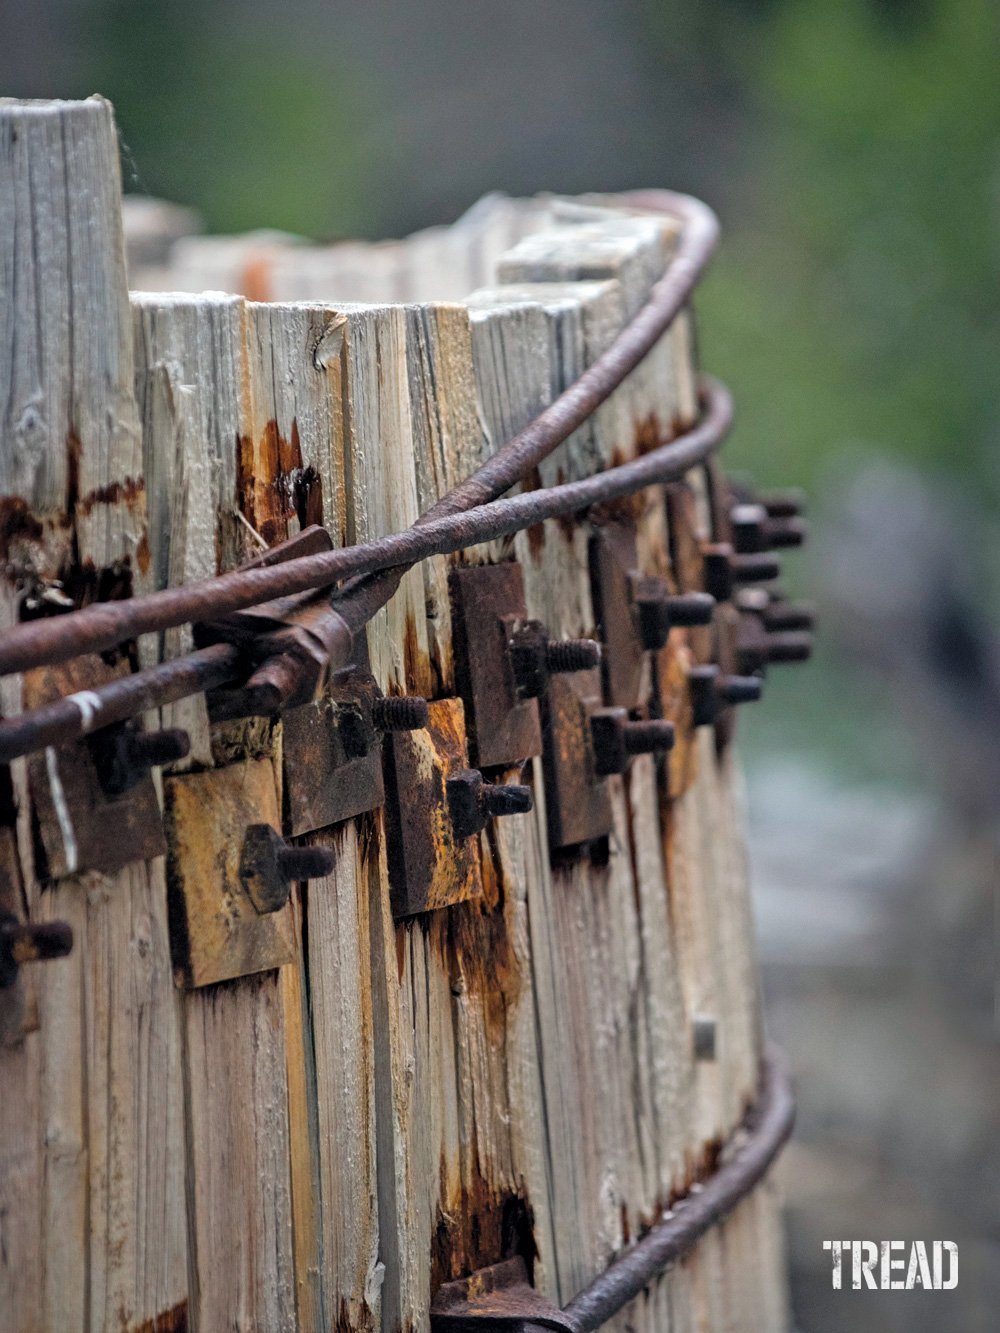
[{"x1": 0, "y1": 97, "x2": 789, "y2": 1332}]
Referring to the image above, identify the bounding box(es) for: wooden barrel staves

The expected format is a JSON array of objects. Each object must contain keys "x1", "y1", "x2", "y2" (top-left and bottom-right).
[{"x1": 0, "y1": 97, "x2": 806, "y2": 1332}]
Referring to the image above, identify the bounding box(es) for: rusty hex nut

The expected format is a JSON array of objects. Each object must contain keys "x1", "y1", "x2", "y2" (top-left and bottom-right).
[
  {"x1": 0, "y1": 912, "x2": 74, "y2": 988},
  {"x1": 590, "y1": 708, "x2": 675, "y2": 776},
  {"x1": 239, "y1": 824, "x2": 335, "y2": 914},
  {"x1": 446, "y1": 769, "x2": 534, "y2": 841}
]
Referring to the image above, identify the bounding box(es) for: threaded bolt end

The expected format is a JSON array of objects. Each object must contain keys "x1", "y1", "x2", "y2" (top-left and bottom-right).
[
  {"x1": 545, "y1": 638, "x2": 601, "y2": 674},
  {"x1": 766, "y1": 631, "x2": 813, "y2": 663},
  {"x1": 372, "y1": 695, "x2": 429, "y2": 732},
  {"x1": 717, "y1": 675, "x2": 763, "y2": 705},
  {"x1": 764, "y1": 517, "x2": 807, "y2": 549},
  {"x1": 130, "y1": 728, "x2": 191, "y2": 767},
  {"x1": 623, "y1": 719, "x2": 676, "y2": 756},
  {"x1": 665, "y1": 592, "x2": 716, "y2": 627},
  {"x1": 481, "y1": 783, "x2": 534, "y2": 819},
  {"x1": 277, "y1": 844, "x2": 336, "y2": 881},
  {"x1": 1, "y1": 918, "x2": 74, "y2": 965}
]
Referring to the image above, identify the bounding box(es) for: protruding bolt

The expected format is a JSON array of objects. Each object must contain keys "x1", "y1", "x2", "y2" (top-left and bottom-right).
[
  {"x1": 634, "y1": 578, "x2": 716, "y2": 650},
  {"x1": 240, "y1": 824, "x2": 335, "y2": 915},
  {"x1": 693, "y1": 1016, "x2": 717, "y2": 1062},
  {"x1": 276, "y1": 844, "x2": 337, "y2": 880},
  {"x1": 0, "y1": 913, "x2": 74, "y2": 988},
  {"x1": 590, "y1": 708, "x2": 675, "y2": 776},
  {"x1": 92, "y1": 724, "x2": 191, "y2": 797},
  {"x1": 759, "y1": 488, "x2": 806, "y2": 519},
  {"x1": 509, "y1": 622, "x2": 600, "y2": 698},
  {"x1": 729, "y1": 553, "x2": 781, "y2": 585},
  {"x1": 765, "y1": 631, "x2": 813, "y2": 664},
  {"x1": 481, "y1": 783, "x2": 534, "y2": 818},
  {"x1": 372, "y1": 695, "x2": 430, "y2": 732},
  {"x1": 765, "y1": 517, "x2": 807, "y2": 549},
  {"x1": 447, "y1": 769, "x2": 534, "y2": 840},
  {"x1": 545, "y1": 638, "x2": 602, "y2": 674},
  {"x1": 689, "y1": 666, "x2": 763, "y2": 727},
  {"x1": 717, "y1": 675, "x2": 763, "y2": 705},
  {"x1": 761, "y1": 601, "x2": 816, "y2": 633}
]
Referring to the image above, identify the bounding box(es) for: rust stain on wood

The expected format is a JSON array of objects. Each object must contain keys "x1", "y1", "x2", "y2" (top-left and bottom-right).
[
  {"x1": 129, "y1": 1298, "x2": 189, "y2": 1332},
  {"x1": 76, "y1": 476, "x2": 145, "y2": 516},
  {"x1": 238, "y1": 418, "x2": 325, "y2": 548},
  {"x1": 430, "y1": 1158, "x2": 537, "y2": 1293}
]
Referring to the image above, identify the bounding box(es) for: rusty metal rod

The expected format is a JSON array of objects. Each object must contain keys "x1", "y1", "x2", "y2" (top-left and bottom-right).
[
  {"x1": 0, "y1": 193, "x2": 717, "y2": 679},
  {"x1": 0, "y1": 644, "x2": 242, "y2": 761},
  {"x1": 0, "y1": 382, "x2": 731, "y2": 762},
  {"x1": 561, "y1": 1043, "x2": 794, "y2": 1331}
]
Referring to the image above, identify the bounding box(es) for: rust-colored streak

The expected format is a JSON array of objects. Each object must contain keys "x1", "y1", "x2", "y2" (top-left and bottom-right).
[
  {"x1": 0, "y1": 496, "x2": 43, "y2": 561},
  {"x1": 129, "y1": 1298, "x2": 189, "y2": 1332},
  {"x1": 240, "y1": 252, "x2": 273, "y2": 303},
  {"x1": 430, "y1": 1163, "x2": 537, "y2": 1295},
  {"x1": 633, "y1": 410, "x2": 664, "y2": 457},
  {"x1": 237, "y1": 418, "x2": 326, "y2": 551},
  {"x1": 76, "y1": 476, "x2": 146, "y2": 516},
  {"x1": 136, "y1": 529, "x2": 151, "y2": 577}
]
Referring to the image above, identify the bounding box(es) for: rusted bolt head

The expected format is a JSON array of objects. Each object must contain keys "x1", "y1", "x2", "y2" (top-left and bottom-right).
[
  {"x1": 372, "y1": 695, "x2": 430, "y2": 732},
  {"x1": 0, "y1": 913, "x2": 74, "y2": 988},
  {"x1": 730, "y1": 503, "x2": 769, "y2": 554},
  {"x1": 590, "y1": 708, "x2": 675, "y2": 776},
  {"x1": 239, "y1": 824, "x2": 334, "y2": 914},
  {"x1": 693, "y1": 1016, "x2": 717, "y2": 1062},
  {"x1": 447, "y1": 769, "x2": 533, "y2": 840},
  {"x1": 702, "y1": 543, "x2": 735, "y2": 603}
]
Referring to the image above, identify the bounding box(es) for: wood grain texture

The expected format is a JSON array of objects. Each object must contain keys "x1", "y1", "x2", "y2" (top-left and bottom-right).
[
  {"x1": 133, "y1": 289, "x2": 297, "y2": 1330},
  {"x1": 0, "y1": 97, "x2": 188, "y2": 1333}
]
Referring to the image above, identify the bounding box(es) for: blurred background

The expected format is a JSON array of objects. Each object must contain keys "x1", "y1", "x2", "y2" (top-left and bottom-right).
[{"x1": 3, "y1": 2, "x2": 998, "y2": 1327}]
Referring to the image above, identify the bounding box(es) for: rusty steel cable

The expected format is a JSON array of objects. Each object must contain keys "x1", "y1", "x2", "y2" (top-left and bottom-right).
[
  {"x1": 561, "y1": 1044, "x2": 794, "y2": 1331},
  {"x1": 0, "y1": 380, "x2": 732, "y2": 762},
  {"x1": 0, "y1": 192, "x2": 718, "y2": 680}
]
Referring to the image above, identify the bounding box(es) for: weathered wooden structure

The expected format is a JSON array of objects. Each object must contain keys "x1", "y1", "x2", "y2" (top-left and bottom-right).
[{"x1": 1, "y1": 97, "x2": 801, "y2": 1332}]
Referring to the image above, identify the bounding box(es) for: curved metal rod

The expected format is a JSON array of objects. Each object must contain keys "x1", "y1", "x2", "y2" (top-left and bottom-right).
[
  {"x1": 0, "y1": 381, "x2": 731, "y2": 762},
  {"x1": 0, "y1": 192, "x2": 718, "y2": 679},
  {"x1": 562, "y1": 1043, "x2": 795, "y2": 1331}
]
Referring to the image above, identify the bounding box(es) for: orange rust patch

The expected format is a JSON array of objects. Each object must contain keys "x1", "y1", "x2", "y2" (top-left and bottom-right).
[
  {"x1": 633, "y1": 410, "x2": 664, "y2": 456},
  {"x1": 237, "y1": 418, "x2": 324, "y2": 549},
  {"x1": 136, "y1": 529, "x2": 151, "y2": 577},
  {"x1": 430, "y1": 1160, "x2": 537, "y2": 1293}
]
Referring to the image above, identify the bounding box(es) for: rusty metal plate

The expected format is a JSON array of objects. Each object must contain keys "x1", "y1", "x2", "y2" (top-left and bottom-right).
[
  {"x1": 449, "y1": 563, "x2": 542, "y2": 769},
  {"x1": 541, "y1": 668, "x2": 613, "y2": 851},
  {"x1": 589, "y1": 521, "x2": 646, "y2": 709},
  {"x1": 163, "y1": 758, "x2": 295, "y2": 988},
  {"x1": 431, "y1": 1256, "x2": 575, "y2": 1333},
  {"x1": 23, "y1": 655, "x2": 167, "y2": 879},
  {"x1": 383, "y1": 698, "x2": 482, "y2": 919},
  {"x1": 282, "y1": 670, "x2": 385, "y2": 836}
]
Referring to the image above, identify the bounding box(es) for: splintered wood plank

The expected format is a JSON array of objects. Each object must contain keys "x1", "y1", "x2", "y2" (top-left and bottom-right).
[
  {"x1": 133, "y1": 290, "x2": 297, "y2": 1330},
  {"x1": 403, "y1": 294, "x2": 557, "y2": 1298},
  {"x1": 244, "y1": 298, "x2": 380, "y2": 1332},
  {"x1": 0, "y1": 96, "x2": 188, "y2": 1333}
]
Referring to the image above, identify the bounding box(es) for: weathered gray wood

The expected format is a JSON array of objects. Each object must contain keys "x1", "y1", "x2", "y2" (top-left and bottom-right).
[
  {"x1": 132, "y1": 290, "x2": 297, "y2": 1331},
  {"x1": 0, "y1": 97, "x2": 189, "y2": 1333}
]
